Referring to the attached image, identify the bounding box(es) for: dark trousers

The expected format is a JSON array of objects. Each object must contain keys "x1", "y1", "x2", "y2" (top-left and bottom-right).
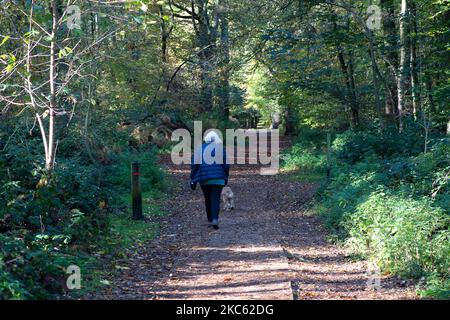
[{"x1": 201, "y1": 185, "x2": 223, "y2": 222}]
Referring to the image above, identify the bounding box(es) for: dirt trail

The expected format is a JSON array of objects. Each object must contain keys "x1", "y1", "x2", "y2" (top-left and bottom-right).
[{"x1": 98, "y1": 137, "x2": 417, "y2": 300}]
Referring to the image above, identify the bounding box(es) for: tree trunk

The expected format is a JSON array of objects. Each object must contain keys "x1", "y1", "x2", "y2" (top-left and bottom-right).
[
  {"x1": 25, "y1": 1, "x2": 50, "y2": 165},
  {"x1": 347, "y1": 53, "x2": 359, "y2": 127},
  {"x1": 218, "y1": 0, "x2": 230, "y2": 118},
  {"x1": 381, "y1": 0, "x2": 399, "y2": 123},
  {"x1": 409, "y1": 1, "x2": 421, "y2": 119},
  {"x1": 337, "y1": 47, "x2": 359, "y2": 128},
  {"x1": 196, "y1": 1, "x2": 216, "y2": 112},
  {"x1": 365, "y1": 26, "x2": 392, "y2": 130},
  {"x1": 159, "y1": 5, "x2": 170, "y2": 64},
  {"x1": 397, "y1": 0, "x2": 409, "y2": 132},
  {"x1": 425, "y1": 76, "x2": 435, "y2": 112},
  {"x1": 198, "y1": 47, "x2": 214, "y2": 111},
  {"x1": 47, "y1": 0, "x2": 58, "y2": 170},
  {"x1": 169, "y1": 0, "x2": 219, "y2": 112},
  {"x1": 369, "y1": 49, "x2": 384, "y2": 129}
]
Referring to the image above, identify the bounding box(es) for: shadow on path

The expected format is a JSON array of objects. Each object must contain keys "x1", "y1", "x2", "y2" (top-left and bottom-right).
[{"x1": 97, "y1": 138, "x2": 417, "y2": 300}]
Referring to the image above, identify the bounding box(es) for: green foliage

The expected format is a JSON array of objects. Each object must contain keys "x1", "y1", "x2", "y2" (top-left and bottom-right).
[
  {"x1": 0, "y1": 259, "x2": 29, "y2": 299},
  {"x1": 105, "y1": 147, "x2": 167, "y2": 210},
  {"x1": 0, "y1": 161, "x2": 102, "y2": 298},
  {"x1": 243, "y1": 67, "x2": 281, "y2": 127},
  {"x1": 0, "y1": 128, "x2": 166, "y2": 299},
  {"x1": 285, "y1": 123, "x2": 449, "y2": 298},
  {"x1": 333, "y1": 121, "x2": 429, "y2": 165},
  {"x1": 346, "y1": 192, "x2": 449, "y2": 279},
  {"x1": 314, "y1": 129, "x2": 450, "y2": 297},
  {"x1": 419, "y1": 276, "x2": 450, "y2": 299},
  {"x1": 106, "y1": 214, "x2": 160, "y2": 252},
  {"x1": 1, "y1": 0, "x2": 449, "y2": 300},
  {"x1": 281, "y1": 126, "x2": 328, "y2": 182},
  {"x1": 279, "y1": 89, "x2": 347, "y2": 131}
]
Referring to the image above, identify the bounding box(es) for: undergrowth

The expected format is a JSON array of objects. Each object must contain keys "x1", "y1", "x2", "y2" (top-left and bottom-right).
[
  {"x1": 282, "y1": 124, "x2": 450, "y2": 299},
  {"x1": 0, "y1": 140, "x2": 167, "y2": 299}
]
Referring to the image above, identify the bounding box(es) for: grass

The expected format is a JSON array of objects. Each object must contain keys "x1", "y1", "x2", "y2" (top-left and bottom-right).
[
  {"x1": 109, "y1": 213, "x2": 161, "y2": 248},
  {"x1": 280, "y1": 127, "x2": 329, "y2": 184},
  {"x1": 66, "y1": 202, "x2": 164, "y2": 298},
  {"x1": 281, "y1": 127, "x2": 450, "y2": 299},
  {"x1": 65, "y1": 148, "x2": 168, "y2": 299},
  {"x1": 279, "y1": 165, "x2": 326, "y2": 183}
]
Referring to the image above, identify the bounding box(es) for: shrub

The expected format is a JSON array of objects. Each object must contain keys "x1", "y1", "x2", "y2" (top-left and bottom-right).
[
  {"x1": 281, "y1": 126, "x2": 328, "y2": 181},
  {"x1": 346, "y1": 191, "x2": 449, "y2": 279},
  {"x1": 105, "y1": 147, "x2": 166, "y2": 208},
  {"x1": 333, "y1": 122, "x2": 430, "y2": 165},
  {"x1": 0, "y1": 130, "x2": 167, "y2": 298},
  {"x1": 315, "y1": 128, "x2": 450, "y2": 297}
]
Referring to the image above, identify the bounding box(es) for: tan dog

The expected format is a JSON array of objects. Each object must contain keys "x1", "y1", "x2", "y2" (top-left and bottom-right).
[{"x1": 222, "y1": 186, "x2": 235, "y2": 211}]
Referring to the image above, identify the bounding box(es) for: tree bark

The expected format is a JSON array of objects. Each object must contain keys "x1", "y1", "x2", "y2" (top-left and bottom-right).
[
  {"x1": 369, "y1": 48, "x2": 384, "y2": 129},
  {"x1": 409, "y1": 1, "x2": 421, "y2": 119},
  {"x1": 397, "y1": 0, "x2": 409, "y2": 132},
  {"x1": 160, "y1": 5, "x2": 171, "y2": 64},
  {"x1": 337, "y1": 47, "x2": 359, "y2": 128},
  {"x1": 381, "y1": 0, "x2": 399, "y2": 123},
  {"x1": 47, "y1": 0, "x2": 58, "y2": 170},
  {"x1": 347, "y1": 52, "x2": 359, "y2": 127},
  {"x1": 25, "y1": 1, "x2": 50, "y2": 164},
  {"x1": 218, "y1": 0, "x2": 230, "y2": 118},
  {"x1": 425, "y1": 75, "x2": 435, "y2": 112}
]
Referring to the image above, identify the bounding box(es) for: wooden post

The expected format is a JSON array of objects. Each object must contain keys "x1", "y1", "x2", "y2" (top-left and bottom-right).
[
  {"x1": 326, "y1": 133, "x2": 331, "y2": 179},
  {"x1": 131, "y1": 162, "x2": 143, "y2": 220}
]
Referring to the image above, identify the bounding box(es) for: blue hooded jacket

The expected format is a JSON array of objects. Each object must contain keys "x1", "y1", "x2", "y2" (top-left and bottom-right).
[{"x1": 190, "y1": 142, "x2": 230, "y2": 184}]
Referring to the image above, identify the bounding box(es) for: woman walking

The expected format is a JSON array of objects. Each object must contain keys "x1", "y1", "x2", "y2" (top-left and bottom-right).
[{"x1": 190, "y1": 130, "x2": 230, "y2": 230}]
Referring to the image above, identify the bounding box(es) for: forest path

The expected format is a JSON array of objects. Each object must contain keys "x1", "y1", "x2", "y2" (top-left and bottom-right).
[{"x1": 99, "y1": 137, "x2": 417, "y2": 300}]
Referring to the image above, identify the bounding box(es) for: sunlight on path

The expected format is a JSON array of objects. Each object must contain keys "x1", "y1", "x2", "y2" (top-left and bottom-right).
[
  {"x1": 155, "y1": 209, "x2": 293, "y2": 300},
  {"x1": 100, "y1": 137, "x2": 417, "y2": 300}
]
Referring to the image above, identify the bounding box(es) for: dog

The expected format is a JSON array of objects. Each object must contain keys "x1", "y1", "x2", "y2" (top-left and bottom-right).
[{"x1": 221, "y1": 186, "x2": 235, "y2": 211}]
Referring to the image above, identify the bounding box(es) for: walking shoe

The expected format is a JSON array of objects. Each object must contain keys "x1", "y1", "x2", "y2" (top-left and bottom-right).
[{"x1": 211, "y1": 219, "x2": 219, "y2": 230}]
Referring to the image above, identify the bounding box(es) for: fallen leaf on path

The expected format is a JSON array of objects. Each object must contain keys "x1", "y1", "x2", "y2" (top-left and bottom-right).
[
  {"x1": 100, "y1": 280, "x2": 111, "y2": 286},
  {"x1": 115, "y1": 266, "x2": 130, "y2": 270}
]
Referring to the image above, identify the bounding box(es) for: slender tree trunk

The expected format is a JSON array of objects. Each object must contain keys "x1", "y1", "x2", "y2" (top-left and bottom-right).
[
  {"x1": 25, "y1": 1, "x2": 50, "y2": 163},
  {"x1": 381, "y1": 0, "x2": 399, "y2": 123},
  {"x1": 157, "y1": 4, "x2": 173, "y2": 106},
  {"x1": 337, "y1": 47, "x2": 359, "y2": 128},
  {"x1": 159, "y1": 5, "x2": 170, "y2": 64},
  {"x1": 196, "y1": 0, "x2": 214, "y2": 111},
  {"x1": 47, "y1": 0, "x2": 58, "y2": 170},
  {"x1": 409, "y1": 1, "x2": 421, "y2": 119},
  {"x1": 347, "y1": 53, "x2": 359, "y2": 127},
  {"x1": 365, "y1": 26, "x2": 393, "y2": 130},
  {"x1": 397, "y1": 0, "x2": 409, "y2": 132},
  {"x1": 83, "y1": 104, "x2": 99, "y2": 166},
  {"x1": 218, "y1": 0, "x2": 230, "y2": 118},
  {"x1": 198, "y1": 48, "x2": 214, "y2": 111},
  {"x1": 425, "y1": 75, "x2": 435, "y2": 112},
  {"x1": 369, "y1": 49, "x2": 384, "y2": 129}
]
